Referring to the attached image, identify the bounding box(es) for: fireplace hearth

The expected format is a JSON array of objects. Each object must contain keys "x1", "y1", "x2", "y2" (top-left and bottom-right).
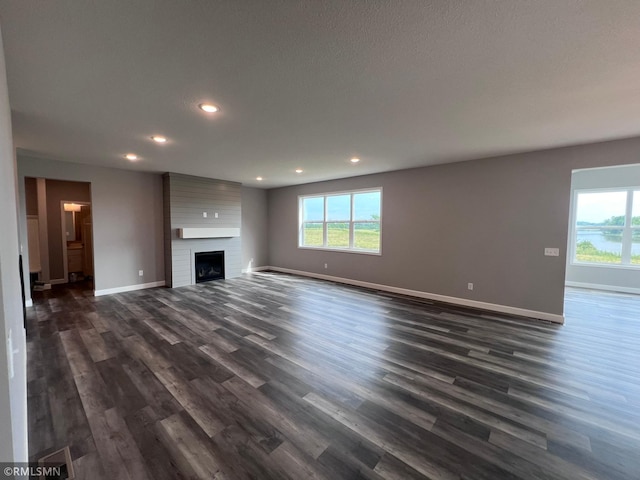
[{"x1": 195, "y1": 251, "x2": 225, "y2": 283}]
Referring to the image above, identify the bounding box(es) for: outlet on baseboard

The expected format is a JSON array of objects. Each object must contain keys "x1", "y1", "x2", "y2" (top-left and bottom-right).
[
  {"x1": 467, "y1": 283, "x2": 474, "y2": 291},
  {"x1": 138, "y1": 270, "x2": 144, "y2": 276}
]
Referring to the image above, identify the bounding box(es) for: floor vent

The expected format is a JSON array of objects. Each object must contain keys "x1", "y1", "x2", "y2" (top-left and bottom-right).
[{"x1": 38, "y1": 446, "x2": 74, "y2": 479}]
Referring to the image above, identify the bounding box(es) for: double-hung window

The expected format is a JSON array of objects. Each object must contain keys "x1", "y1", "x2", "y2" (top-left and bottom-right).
[
  {"x1": 573, "y1": 188, "x2": 640, "y2": 266},
  {"x1": 299, "y1": 189, "x2": 382, "y2": 254}
]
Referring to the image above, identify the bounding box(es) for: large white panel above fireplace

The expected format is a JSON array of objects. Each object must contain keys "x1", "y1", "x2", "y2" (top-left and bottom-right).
[{"x1": 178, "y1": 227, "x2": 240, "y2": 239}]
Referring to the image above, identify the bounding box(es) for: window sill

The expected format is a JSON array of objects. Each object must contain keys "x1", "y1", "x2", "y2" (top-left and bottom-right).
[
  {"x1": 569, "y1": 261, "x2": 640, "y2": 271},
  {"x1": 298, "y1": 246, "x2": 382, "y2": 256}
]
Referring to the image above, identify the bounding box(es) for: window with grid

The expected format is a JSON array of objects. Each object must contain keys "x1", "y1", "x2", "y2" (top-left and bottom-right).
[
  {"x1": 299, "y1": 189, "x2": 381, "y2": 253},
  {"x1": 573, "y1": 189, "x2": 640, "y2": 266}
]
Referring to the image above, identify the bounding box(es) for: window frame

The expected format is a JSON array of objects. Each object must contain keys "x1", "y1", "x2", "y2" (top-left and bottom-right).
[
  {"x1": 298, "y1": 187, "x2": 382, "y2": 255},
  {"x1": 570, "y1": 186, "x2": 640, "y2": 268}
]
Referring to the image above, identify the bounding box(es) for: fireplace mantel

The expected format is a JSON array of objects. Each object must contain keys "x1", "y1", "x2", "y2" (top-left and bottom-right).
[{"x1": 177, "y1": 227, "x2": 240, "y2": 239}]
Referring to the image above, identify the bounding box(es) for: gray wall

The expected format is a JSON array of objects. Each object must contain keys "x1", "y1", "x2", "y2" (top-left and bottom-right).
[
  {"x1": 241, "y1": 187, "x2": 268, "y2": 271},
  {"x1": 269, "y1": 136, "x2": 640, "y2": 317},
  {"x1": 164, "y1": 173, "x2": 242, "y2": 287},
  {"x1": 566, "y1": 164, "x2": 640, "y2": 291},
  {"x1": 18, "y1": 155, "x2": 164, "y2": 300},
  {"x1": 0, "y1": 26, "x2": 28, "y2": 461}
]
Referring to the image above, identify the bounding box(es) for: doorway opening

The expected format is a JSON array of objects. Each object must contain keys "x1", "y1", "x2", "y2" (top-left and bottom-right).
[
  {"x1": 61, "y1": 201, "x2": 94, "y2": 284},
  {"x1": 24, "y1": 177, "x2": 94, "y2": 292},
  {"x1": 564, "y1": 164, "x2": 640, "y2": 315}
]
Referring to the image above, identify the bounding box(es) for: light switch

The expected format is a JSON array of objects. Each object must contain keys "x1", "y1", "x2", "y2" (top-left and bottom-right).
[
  {"x1": 544, "y1": 248, "x2": 560, "y2": 257},
  {"x1": 215, "y1": 212, "x2": 219, "y2": 218},
  {"x1": 203, "y1": 212, "x2": 207, "y2": 218}
]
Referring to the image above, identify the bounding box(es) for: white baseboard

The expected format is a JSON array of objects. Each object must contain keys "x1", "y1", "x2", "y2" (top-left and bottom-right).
[
  {"x1": 266, "y1": 266, "x2": 565, "y2": 324},
  {"x1": 25, "y1": 299, "x2": 33, "y2": 308},
  {"x1": 241, "y1": 266, "x2": 271, "y2": 274},
  {"x1": 94, "y1": 280, "x2": 165, "y2": 297},
  {"x1": 565, "y1": 281, "x2": 640, "y2": 295}
]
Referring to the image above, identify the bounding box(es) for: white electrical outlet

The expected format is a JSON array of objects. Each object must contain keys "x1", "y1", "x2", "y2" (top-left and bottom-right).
[
  {"x1": 544, "y1": 248, "x2": 560, "y2": 257},
  {"x1": 324, "y1": 263, "x2": 328, "y2": 269},
  {"x1": 468, "y1": 283, "x2": 474, "y2": 290},
  {"x1": 139, "y1": 270, "x2": 144, "y2": 276},
  {"x1": 203, "y1": 212, "x2": 207, "y2": 218},
  {"x1": 215, "y1": 212, "x2": 219, "y2": 218}
]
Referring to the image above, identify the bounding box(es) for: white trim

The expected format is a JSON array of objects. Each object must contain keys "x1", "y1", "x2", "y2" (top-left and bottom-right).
[
  {"x1": 267, "y1": 266, "x2": 565, "y2": 324},
  {"x1": 299, "y1": 186, "x2": 384, "y2": 198},
  {"x1": 94, "y1": 280, "x2": 165, "y2": 297},
  {"x1": 565, "y1": 281, "x2": 640, "y2": 295},
  {"x1": 574, "y1": 185, "x2": 640, "y2": 194},
  {"x1": 61, "y1": 201, "x2": 69, "y2": 282},
  {"x1": 241, "y1": 266, "x2": 271, "y2": 274},
  {"x1": 573, "y1": 164, "x2": 640, "y2": 174},
  {"x1": 568, "y1": 261, "x2": 640, "y2": 270},
  {"x1": 297, "y1": 246, "x2": 382, "y2": 256},
  {"x1": 298, "y1": 188, "x2": 382, "y2": 255},
  {"x1": 25, "y1": 299, "x2": 33, "y2": 308},
  {"x1": 570, "y1": 187, "x2": 639, "y2": 268},
  {"x1": 178, "y1": 227, "x2": 239, "y2": 239}
]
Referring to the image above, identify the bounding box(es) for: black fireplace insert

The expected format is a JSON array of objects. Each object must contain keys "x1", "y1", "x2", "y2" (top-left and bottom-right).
[{"x1": 195, "y1": 251, "x2": 225, "y2": 283}]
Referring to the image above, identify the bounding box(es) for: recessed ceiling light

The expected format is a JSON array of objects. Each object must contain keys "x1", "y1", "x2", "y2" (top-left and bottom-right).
[
  {"x1": 125, "y1": 153, "x2": 138, "y2": 161},
  {"x1": 151, "y1": 135, "x2": 167, "y2": 143},
  {"x1": 295, "y1": 168, "x2": 303, "y2": 174},
  {"x1": 350, "y1": 157, "x2": 360, "y2": 163},
  {"x1": 256, "y1": 176, "x2": 263, "y2": 181},
  {"x1": 199, "y1": 103, "x2": 219, "y2": 113}
]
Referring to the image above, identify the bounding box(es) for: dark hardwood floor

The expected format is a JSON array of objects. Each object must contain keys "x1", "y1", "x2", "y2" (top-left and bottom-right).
[{"x1": 27, "y1": 273, "x2": 640, "y2": 479}]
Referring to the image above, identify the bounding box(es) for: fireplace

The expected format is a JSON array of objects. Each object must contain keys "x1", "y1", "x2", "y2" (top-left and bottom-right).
[{"x1": 195, "y1": 251, "x2": 225, "y2": 283}]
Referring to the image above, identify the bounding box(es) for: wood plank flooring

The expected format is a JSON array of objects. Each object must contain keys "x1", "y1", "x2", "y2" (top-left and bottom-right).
[{"x1": 27, "y1": 273, "x2": 640, "y2": 479}]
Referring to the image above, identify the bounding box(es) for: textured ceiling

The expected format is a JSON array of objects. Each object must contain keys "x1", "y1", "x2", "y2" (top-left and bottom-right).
[{"x1": 1, "y1": 1, "x2": 640, "y2": 188}]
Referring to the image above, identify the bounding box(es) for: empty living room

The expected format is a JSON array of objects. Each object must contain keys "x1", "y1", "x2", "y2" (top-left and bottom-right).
[{"x1": 1, "y1": 2, "x2": 639, "y2": 479}]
